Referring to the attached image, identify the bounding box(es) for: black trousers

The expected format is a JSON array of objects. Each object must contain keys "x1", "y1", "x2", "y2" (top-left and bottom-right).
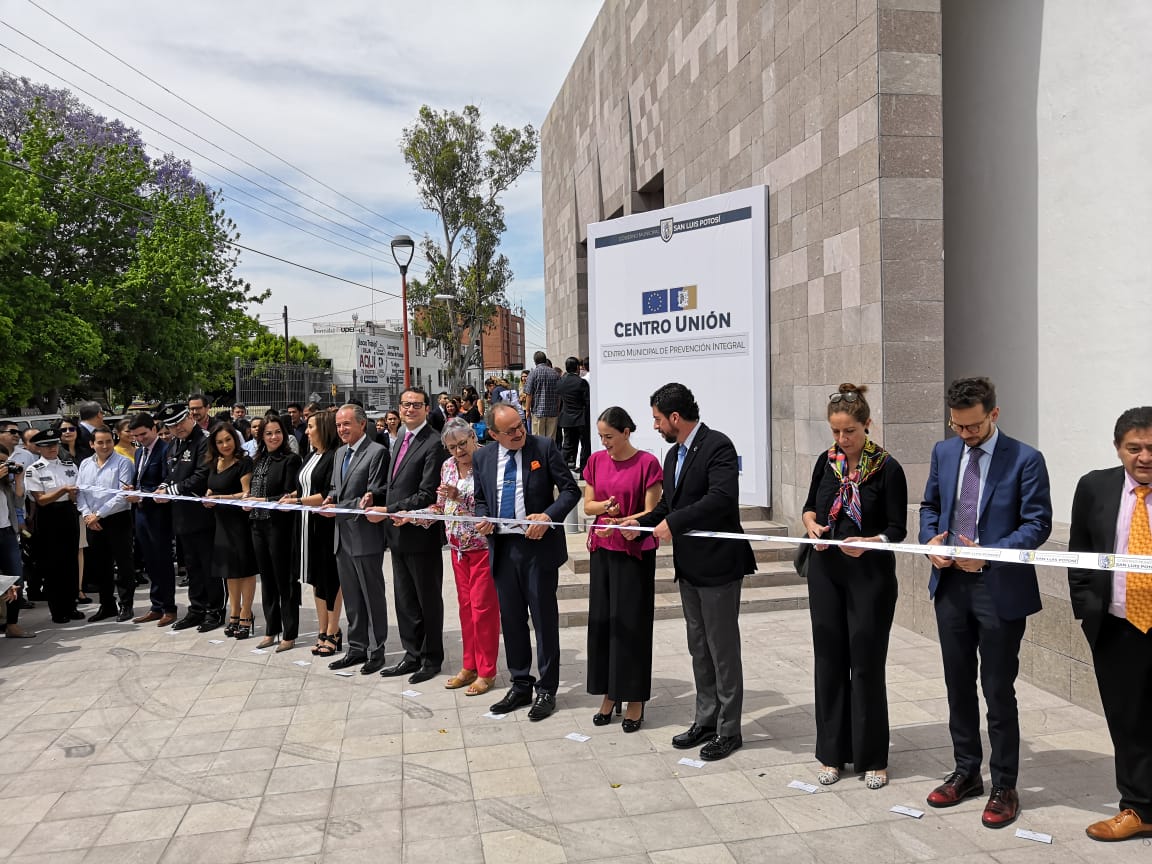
[
  {"x1": 1091, "y1": 615, "x2": 1152, "y2": 822},
  {"x1": 808, "y1": 550, "x2": 897, "y2": 771},
  {"x1": 934, "y1": 569, "x2": 1027, "y2": 787},
  {"x1": 136, "y1": 508, "x2": 175, "y2": 614},
  {"x1": 560, "y1": 426, "x2": 582, "y2": 468},
  {"x1": 392, "y1": 548, "x2": 444, "y2": 669},
  {"x1": 586, "y1": 548, "x2": 655, "y2": 702},
  {"x1": 86, "y1": 511, "x2": 135, "y2": 612},
  {"x1": 39, "y1": 501, "x2": 79, "y2": 621},
  {"x1": 253, "y1": 517, "x2": 299, "y2": 640},
  {"x1": 179, "y1": 529, "x2": 222, "y2": 617},
  {"x1": 492, "y1": 535, "x2": 560, "y2": 695}
]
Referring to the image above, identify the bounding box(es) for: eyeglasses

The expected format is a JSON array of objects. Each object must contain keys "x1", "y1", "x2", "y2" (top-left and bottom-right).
[
  {"x1": 0, "y1": 429, "x2": 18, "y2": 435},
  {"x1": 59, "y1": 427, "x2": 76, "y2": 432},
  {"x1": 445, "y1": 439, "x2": 473, "y2": 452},
  {"x1": 949, "y1": 416, "x2": 991, "y2": 435},
  {"x1": 828, "y1": 392, "x2": 859, "y2": 404},
  {"x1": 399, "y1": 401, "x2": 426, "y2": 410},
  {"x1": 495, "y1": 421, "x2": 525, "y2": 438}
]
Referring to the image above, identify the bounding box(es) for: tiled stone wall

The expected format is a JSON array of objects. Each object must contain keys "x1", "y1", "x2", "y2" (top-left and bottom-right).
[{"x1": 542, "y1": 0, "x2": 944, "y2": 526}]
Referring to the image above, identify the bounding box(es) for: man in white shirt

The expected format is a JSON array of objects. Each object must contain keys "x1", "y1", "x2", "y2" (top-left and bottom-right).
[{"x1": 77, "y1": 427, "x2": 136, "y2": 622}]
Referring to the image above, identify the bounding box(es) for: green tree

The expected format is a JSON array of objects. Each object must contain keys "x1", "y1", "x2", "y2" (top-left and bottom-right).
[
  {"x1": 400, "y1": 105, "x2": 537, "y2": 392},
  {"x1": 231, "y1": 330, "x2": 326, "y2": 367}
]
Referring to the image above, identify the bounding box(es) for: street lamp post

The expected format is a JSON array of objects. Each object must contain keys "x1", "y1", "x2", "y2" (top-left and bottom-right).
[{"x1": 391, "y1": 235, "x2": 416, "y2": 389}]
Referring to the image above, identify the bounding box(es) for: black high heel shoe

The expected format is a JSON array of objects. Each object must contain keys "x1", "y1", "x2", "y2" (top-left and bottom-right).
[
  {"x1": 592, "y1": 701, "x2": 622, "y2": 726},
  {"x1": 621, "y1": 703, "x2": 645, "y2": 733},
  {"x1": 224, "y1": 616, "x2": 240, "y2": 638}
]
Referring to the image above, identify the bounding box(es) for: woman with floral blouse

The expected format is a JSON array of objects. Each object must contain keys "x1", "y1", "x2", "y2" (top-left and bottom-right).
[{"x1": 414, "y1": 417, "x2": 500, "y2": 695}]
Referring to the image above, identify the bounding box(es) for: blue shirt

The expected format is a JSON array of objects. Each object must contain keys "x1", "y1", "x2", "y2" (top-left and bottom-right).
[{"x1": 77, "y1": 451, "x2": 136, "y2": 519}]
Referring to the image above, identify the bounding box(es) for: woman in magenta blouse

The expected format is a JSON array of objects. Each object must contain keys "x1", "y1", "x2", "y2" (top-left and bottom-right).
[{"x1": 582, "y1": 406, "x2": 663, "y2": 732}]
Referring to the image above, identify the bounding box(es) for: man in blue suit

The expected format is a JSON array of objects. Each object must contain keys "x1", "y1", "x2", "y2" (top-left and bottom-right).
[
  {"x1": 919, "y1": 377, "x2": 1052, "y2": 829},
  {"x1": 474, "y1": 403, "x2": 580, "y2": 720},
  {"x1": 125, "y1": 412, "x2": 176, "y2": 626}
]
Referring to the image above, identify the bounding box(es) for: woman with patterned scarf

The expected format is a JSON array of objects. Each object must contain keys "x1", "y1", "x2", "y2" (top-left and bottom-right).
[{"x1": 802, "y1": 383, "x2": 908, "y2": 791}]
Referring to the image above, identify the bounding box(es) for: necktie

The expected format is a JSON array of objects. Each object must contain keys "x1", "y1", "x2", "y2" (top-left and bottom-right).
[
  {"x1": 341, "y1": 446, "x2": 353, "y2": 483},
  {"x1": 1126, "y1": 486, "x2": 1152, "y2": 632},
  {"x1": 953, "y1": 448, "x2": 982, "y2": 542},
  {"x1": 499, "y1": 452, "x2": 518, "y2": 519},
  {"x1": 674, "y1": 444, "x2": 687, "y2": 487},
  {"x1": 391, "y1": 433, "x2": 411, "y2": 480},
  {"x1": 137, "y1": 444, "x2": 150, "y2": 486}
]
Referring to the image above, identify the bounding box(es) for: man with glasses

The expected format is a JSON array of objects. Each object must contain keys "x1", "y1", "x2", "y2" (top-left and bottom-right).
[
  {"x1": 364, "y1": 388, "x2": 448, "y2": 683},
  {"x1": 188, "y1": 394, "x2": 210, "y2": 431},
  {"x1": 473, "y1": 403, "x2": 579, "y2": 720},
  {"x1": 1, "y1": 424, "x2": 32, "y2": 469},
  {"x1": 920, "y1": 377, "x2": 1052, "y2": 829}
]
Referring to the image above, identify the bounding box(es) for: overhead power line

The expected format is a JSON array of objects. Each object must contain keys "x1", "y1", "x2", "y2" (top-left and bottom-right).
[
  {"x1": 24, "y1": 0, "x2": 426, "y2": 239},
  {"x1": 0, "y1": 154, "x2": 403, "y2": 300},
  {"x1": 0, "y1": 37, "x2": 418, "y2": 267}
]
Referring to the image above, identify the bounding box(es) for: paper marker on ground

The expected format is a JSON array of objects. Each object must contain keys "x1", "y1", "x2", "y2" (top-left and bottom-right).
[
  {"x1": 1014, "y1": 829, "x2": 1052, "y2": 844},
  {"x1": 787, "y1": 780, "x2": 820, "y2": 794},
  {"x1": 678, "y1": 757, "x2": 706, "y2": 769},
  {"x1": 482, "y1": 711, "x2": 506, "y2": 720},
  {"x1": 293, "y1": 660, "x2": 311, "y2": 667},
  {"x1": 332, "y1": 670, "x2": 356, "y2": 677},
  {"x1": 890, "y1": 805, "x2": 924, "y2": 819},
  {"x1": 565, "y1": 732, "x2": 591, "y2": 743},
  {"x1": 401, "y1": 689, "x2": 422, "y2": 697},
  {"x1": 250, "y1": 648, "x2": 268, "y2": 655}
]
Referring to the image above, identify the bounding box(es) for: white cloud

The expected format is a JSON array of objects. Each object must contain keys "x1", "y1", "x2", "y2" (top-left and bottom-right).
[{"x1": 1, "y1": 0, "x2": 601, "y2": 346}]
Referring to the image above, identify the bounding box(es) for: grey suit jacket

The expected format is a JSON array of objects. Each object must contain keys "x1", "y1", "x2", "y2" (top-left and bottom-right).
[{"x1": 328, "y1": 436, "x2": 389, "y2": 557}]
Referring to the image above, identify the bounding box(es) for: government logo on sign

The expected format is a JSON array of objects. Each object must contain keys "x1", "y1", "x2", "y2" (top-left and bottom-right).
[{"x1": 660, "y1": 217, "x2": 674, "y2": 242}]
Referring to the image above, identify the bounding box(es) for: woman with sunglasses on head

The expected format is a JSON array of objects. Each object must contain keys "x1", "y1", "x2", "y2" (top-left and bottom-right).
[
  {"x1": 55, "y1": 420, "x2": 92, "y2": 605},
  {"x1": 801, "y1": 383, "x2": 907, "y2": 791}
]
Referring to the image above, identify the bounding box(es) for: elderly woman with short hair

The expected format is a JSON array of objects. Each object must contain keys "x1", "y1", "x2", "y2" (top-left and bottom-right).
[{"x1": 412, "y1": 417, "x2": 500, "y2": 695}]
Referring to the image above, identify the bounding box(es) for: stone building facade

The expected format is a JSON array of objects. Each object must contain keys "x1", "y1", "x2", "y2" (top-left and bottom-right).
[{"x1": 543, "y1": 0, "x2": 1152, "y2": 713}]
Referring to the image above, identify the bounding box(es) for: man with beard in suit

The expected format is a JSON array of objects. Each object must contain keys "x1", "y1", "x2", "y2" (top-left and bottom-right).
[{"x1": 620, "y1": 382, "x2": 756, "y2": 761}]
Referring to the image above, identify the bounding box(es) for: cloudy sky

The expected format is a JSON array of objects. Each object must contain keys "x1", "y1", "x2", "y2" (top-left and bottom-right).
[{"x1": 0, "y1": 0, "x2": 603, "y2": 351}]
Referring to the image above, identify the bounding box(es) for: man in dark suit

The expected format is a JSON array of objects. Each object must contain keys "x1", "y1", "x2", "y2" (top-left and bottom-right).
[
  {"x1": 365, "y1": 387, "x2": 448, "y2": 684},
  {"x1": 474, "y1": 403, "x2": 580, "y2": 720},
  {"x1": 75, "y1": 401, "x2": 103, "y2": 463},
  {"x1": 1068, "y1": 406, "x2": 1152, "y2": 842},
  {"x1": 324, "y1": 403, "x2": 390, "y2": 674},
  {"x1": 126, "y1": 412, "x2": 175, "y2": 626},
  {"x1": 556, "y1": 356, "x2": 590, "y2": 472},
  {"x1": 622, "y1": 382, "x2": 756, "y2": 761},
  {"x1": 920, "y1": 377, "x2": 1052, "y2": 828},
  {"x1": 157, "y1": 403, "x2": 223, "y2": 632}
]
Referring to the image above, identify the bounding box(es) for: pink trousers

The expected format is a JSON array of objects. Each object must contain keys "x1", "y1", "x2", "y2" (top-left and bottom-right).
[{"x1": 453, "y1": 548, "x2": 501, "y2": 678}]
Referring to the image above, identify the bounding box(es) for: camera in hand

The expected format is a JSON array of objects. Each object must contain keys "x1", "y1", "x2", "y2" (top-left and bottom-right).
[{"x1": 1, "y1": 461, "x2": 23, "y2": 475}]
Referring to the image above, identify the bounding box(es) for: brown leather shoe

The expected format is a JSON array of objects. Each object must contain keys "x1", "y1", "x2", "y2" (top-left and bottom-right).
[
  {"x1": 156, "y1": 613, "x2": 177, "y2": 627},
  {"x1": 1086, "y1": 809, "x2": 1152, "y2": 841},
  {"x1": 133, "y1": 611, "x2": 162, "y2": 624},
  {"x1": 981, "y1": 786, "x2": 1020, "y2": 829},
  {"x1": 926, "y1": 771, "x2": 984, "y2": 808}
]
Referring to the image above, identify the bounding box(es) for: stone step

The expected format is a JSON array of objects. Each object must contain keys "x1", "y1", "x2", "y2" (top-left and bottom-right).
[
  {"x1": 563, "y1": 520, "x2": 797, "y2": 573},
  {"x1": 557, "y1": 582, "x2": 809, "y2": 629},
  {"x1": 557, "y1": 560, "x2": 803, "y2": 601}
]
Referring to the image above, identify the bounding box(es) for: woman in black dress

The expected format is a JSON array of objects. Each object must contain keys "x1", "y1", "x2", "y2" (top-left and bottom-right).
[
  {"x1": 281, "y1": 410, "x2": 342, "y2": 656},
  {"x1": 802, "y1": 384, "x2": 907, "y2": 790},
  {"x1": 203, "y1": 422, "x2": 257, "y2": 638},
  {"x1": 248, "y1": 414, "x2": 302, "y2": 652}
]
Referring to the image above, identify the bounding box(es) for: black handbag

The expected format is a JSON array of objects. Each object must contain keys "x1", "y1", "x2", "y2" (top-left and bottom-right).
[{"x1": 793, "y1": 542, "x2": 811, "y2": 578}]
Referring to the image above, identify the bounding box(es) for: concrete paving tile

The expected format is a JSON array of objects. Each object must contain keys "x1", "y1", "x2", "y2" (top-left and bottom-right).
[
  {"x1": 649, "y1": 843, "x2": 738, "y2": 863},
  {"x1": 630, "y1": 807, "x2": 722, "y2": 852},
  {"x1": 466, "y1": 741, "x2": 532, "y2": 772},
  {"x1": 729, "y1": 834, "x2": 818, "y2": 863},
  {"x1": 16, "y1": 814, "x2": 112, "y2": 853},
  {"x1": 80, "y1": 838, "x2": 169, "y2": 864},
  {"x1": 320, "y1": 806, "x2": 401, "y2": 853},
  {"x1": 680, "y1": 771, "x2": 764, "y2": 806},
  {"x1": 556, "y1": 815, "x2": 645, "y2": 860},
  {"x1": 480, "y1": 826, "x2": 566, "y2": 864},
  {"x1": 701, "y1": 799, "x2": 795, "y2": 841},
  {"x1": 403, "y1": 800, "x2": 477, "y2": 837},
  {"x1": 95, "y1": 804, "x2": 187, "y2": 846},
  {"x1": 333, "y1": 754, "x2": 403, "y2": 787},
  {"x1": 267, "y1": 761, "x2": 338, "y2": 794},
  {"x1": 770, "y1": 790, "x2": 869, "y2": 832},
  {"x1": 244, "y1": 822, "x2": 326, "y2": 861},
  {"x1": 328, "y1": 780, "x2": 403, "y2": 814},
  {"x1": 403, "y1": 834, "x2": 484, "y2": 864},
  {"x1": 471, "y1": 765, "x2": 544, "y2": 799},
  {"x1": 176, "y1": 797, "x2": 261, "y2": 835}
]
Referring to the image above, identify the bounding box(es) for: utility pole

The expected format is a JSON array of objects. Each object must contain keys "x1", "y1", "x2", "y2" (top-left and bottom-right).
[{"x1": 283, "y1": 305, "x2": 290, "y2": 407}]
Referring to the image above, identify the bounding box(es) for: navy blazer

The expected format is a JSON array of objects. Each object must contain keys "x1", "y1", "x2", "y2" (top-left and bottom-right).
[
  {"x1": 473, "y1": 435, "x2": 580, "y2": 571},
  {"x1": 1067, "y1": 465, "x2": 1127, "y2": 648},
  {"x1": 919, "y1": 431, "x2": 1053, "y2": 620}
]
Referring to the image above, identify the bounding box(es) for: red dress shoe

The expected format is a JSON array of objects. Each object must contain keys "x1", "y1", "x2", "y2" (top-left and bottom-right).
[
  {"x1": 926, "y1": 771, "x2": 984, "y2": 808},
  {"x1": 1086, "y1": 809, "x2": 1152, "y2": 841},
  {"x1": 981, "y1": 786, "x2": 1020, "y2": 828}
]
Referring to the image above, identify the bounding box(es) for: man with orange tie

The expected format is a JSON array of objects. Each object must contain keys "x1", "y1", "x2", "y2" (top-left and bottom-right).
[
  {"x1": 919, "y1": 377, "x2": 1052, "y2": 829},
  {"x1": 1068, "y1": 407, "x2": 1152, "y2": 841}
]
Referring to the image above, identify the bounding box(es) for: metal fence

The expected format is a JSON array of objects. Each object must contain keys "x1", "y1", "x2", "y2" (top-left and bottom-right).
[{"x1": 232, "y1": 359, "x2": 401, "y2": 413}]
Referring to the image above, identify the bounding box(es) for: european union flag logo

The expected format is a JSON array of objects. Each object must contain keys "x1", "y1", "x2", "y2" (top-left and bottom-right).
[
  {"x1": 670, "y1": 285, "x2": 698, "y2": 312},
  {"x1": 642, "y1": 289, "x2": 668, "y2": 315}
]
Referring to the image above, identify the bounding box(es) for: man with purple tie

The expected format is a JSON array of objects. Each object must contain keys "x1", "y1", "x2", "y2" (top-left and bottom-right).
[{"x1": 919, "y1": 377, "x2": 1052, "y2": 829}]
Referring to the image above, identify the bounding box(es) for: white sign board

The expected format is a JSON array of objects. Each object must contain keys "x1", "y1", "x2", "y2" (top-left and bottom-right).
[
  {"x1": 356, "y1": 334, "x2": 387, "y2": 385},
  {"x1": 587, "y1": 186, "x2": 770, "y2": 506}
]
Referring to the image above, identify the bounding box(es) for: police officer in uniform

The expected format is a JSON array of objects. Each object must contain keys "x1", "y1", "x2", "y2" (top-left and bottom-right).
[
  {"x1": 23, "y1": 429, "x2": 84, "y2": 623},
  {"x1": 157, "y1": 403, "x2": 223, "y2": 632}
]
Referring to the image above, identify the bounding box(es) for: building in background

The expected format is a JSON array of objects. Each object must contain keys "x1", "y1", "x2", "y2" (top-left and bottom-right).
[{"x1": 541, "y1": 0, "x2": 1150, "y2": 712}]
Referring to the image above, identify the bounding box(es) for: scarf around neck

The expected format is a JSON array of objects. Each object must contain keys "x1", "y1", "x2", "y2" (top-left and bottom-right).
[{"x1": 826, "y1": 439, "x2": 889, "y2": 529}]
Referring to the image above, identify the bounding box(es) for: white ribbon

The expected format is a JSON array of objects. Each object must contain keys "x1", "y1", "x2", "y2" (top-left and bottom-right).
[{"x1": 77, "y1": 484, "x2": 1152, "y2": 574}]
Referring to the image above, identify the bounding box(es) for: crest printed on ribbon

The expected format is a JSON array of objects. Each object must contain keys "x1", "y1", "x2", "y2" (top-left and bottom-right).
[{"x1": 660, "y1": 217, "x2": 674, "y2": 242}]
